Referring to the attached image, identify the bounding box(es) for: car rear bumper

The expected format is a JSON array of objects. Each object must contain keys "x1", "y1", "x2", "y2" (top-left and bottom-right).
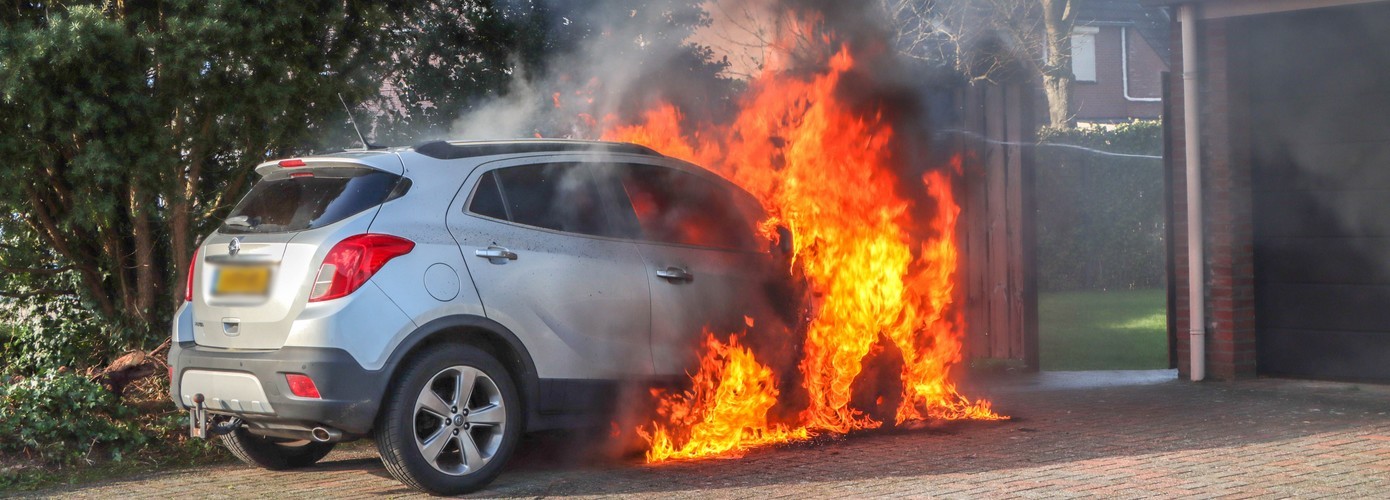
[{"x1": 169, "y1": 341, "x2": 387, "y2": 435}]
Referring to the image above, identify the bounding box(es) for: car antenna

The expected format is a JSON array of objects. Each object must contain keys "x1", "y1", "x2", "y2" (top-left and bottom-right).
[{"x1": 338, "y1": 93, "x2": 385, "y2": 150}]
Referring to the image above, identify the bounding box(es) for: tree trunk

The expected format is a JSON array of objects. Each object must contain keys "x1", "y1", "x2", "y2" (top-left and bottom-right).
[
  {"x1": 1041, "y1": 0, "x2": 1076, "y2": 129},
  {"x1": 130, "y1": 183, "x2": 158, "y2": 322},
  {"x1": 24, "y1": 185, "x2": 117, "y2": 317},
  {"x1": 169, "y1": 112, "x2": 213, "y2": 310}
]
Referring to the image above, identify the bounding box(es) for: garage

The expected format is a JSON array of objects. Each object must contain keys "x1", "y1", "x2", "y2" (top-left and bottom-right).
[
  {"x1": 1247, "y1": 3, "x2": 1390, "y2": 380},
  {"x1": 1161, "y1": 0, "x2": 1390, "y2": 381}
]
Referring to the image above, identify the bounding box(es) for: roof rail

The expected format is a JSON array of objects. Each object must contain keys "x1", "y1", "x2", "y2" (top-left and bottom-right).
[{"x1": 412, "y1": 140, "x2": 663, "y2": 160}]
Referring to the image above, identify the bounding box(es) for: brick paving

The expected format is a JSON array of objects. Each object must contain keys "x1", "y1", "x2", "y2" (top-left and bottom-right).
[{"x1": 27, "y1": 371, "x2": 1390, "y2": 498}]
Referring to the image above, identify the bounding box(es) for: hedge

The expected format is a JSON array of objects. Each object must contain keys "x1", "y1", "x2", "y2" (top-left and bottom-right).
[{"x1": 1035, "y1": 121, "x2": 1166, "y2": 292}]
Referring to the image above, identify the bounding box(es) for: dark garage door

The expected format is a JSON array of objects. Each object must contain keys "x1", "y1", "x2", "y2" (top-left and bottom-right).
[{"x1": 1248, "y1": 4, "x2": 1390, "y2": 381}]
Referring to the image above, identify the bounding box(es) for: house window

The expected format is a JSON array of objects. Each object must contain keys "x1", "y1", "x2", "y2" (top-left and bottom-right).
[{"x1": 1071, "y1": 26, "x2": 1099, "y2": 82}]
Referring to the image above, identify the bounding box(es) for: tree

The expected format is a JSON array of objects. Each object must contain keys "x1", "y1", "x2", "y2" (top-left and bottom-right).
[
  {"x1": 0, "y1": 0, "x2": 738, "y2": 372},
  {"x1": 1040, "y1": 0, "x2": 1078, "y2": 128},
  {"x1": 881, "y1": 0, "x2": 1079, "y2": 128},
  {"x1": 0, "y1": 0, "x2": 402, "y2": 370},
  {"x1": 371, "y1": 0, "x2": 736, "y2": 141},
  {"x1": 365, "y1": 0, "x2": 553, "y2": 144}
]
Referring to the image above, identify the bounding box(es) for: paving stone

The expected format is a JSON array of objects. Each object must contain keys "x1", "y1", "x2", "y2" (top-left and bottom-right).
[{"x1": 22, "y1": 373, "x2": 1390, "y2": 498}]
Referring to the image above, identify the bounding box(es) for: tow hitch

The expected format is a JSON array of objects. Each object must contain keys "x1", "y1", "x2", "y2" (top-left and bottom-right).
[{"x1": 188, "y1": 393, "x2": 241, "y2": 439}]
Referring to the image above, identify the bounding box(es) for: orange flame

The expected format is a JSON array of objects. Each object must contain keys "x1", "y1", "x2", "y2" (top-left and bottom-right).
[
  {"x1": 640, "y1": 333, "x2": 811, "y2": 462},
  {"x1": 603, "y1": 24, "x2": 1004, "y2": 464}
]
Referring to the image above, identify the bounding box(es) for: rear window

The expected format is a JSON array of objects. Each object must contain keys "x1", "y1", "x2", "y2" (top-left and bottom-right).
[{"x1": 221, "y1": 168, "x2": 401, "y2": 234}]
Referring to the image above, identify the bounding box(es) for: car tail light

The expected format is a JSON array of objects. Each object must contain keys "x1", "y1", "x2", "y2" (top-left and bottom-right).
[
  {"x1": 308, "y1": 234, "x2": 414, "y2": 302},
  {"x1": 184, "y1": 248, "x2": 199, "y2": 302},
  {"x1": 285, "y1": 373, "x2": 321, "y2": 399},
  {"x1": 278, "y1": 159, "x2": 307, "y2": 168}
]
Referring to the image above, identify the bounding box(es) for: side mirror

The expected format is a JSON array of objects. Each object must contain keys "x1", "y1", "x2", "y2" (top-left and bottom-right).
[{"x1": 773, "y1": 225, "x2": 794, "y2": 257}]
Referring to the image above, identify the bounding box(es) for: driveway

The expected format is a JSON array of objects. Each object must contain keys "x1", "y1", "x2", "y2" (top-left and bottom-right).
[{"x1": 34, "y1": 371, "x2": 1390, "y2": 498}]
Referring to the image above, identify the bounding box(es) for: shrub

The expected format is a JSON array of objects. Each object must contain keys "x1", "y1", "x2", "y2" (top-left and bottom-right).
[
  {"x1": 0, "y1": 314, "x2": 107, "y2": 377},
  {"x1": 0, "y1": 268, "x2": 109, "y2": 377},
  {"x1": 1035, "y1": 121, "x2": 1166, "y2": 292},
  {"x1": 0, "y1": 370, "x2": 148, "y2": 465}
]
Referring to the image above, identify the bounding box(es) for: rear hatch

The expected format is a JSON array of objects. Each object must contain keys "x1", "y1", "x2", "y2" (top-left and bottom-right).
[{"x1": 192, "y1": 156, "x2": 405, "y2": 349}]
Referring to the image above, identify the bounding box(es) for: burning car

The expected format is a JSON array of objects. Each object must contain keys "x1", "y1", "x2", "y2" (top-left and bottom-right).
[{"x1": 168, "y1": 139, "x2": 792, "y2": 495}]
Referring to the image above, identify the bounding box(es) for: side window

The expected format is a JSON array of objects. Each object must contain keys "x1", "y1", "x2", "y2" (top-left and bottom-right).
[
  {"x1": 612, "y1": 164, "x2": 761, "y2": 251},
  {"x1": 468, "y1": 171, "x2": 508, "y2": 220},
  {"x1": 467, "y1": 163, "x2": 616, "y2": 238}
]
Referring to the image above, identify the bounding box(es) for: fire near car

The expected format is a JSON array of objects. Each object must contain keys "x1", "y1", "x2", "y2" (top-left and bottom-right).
[{"x1": 169, "y1": 140, "x2": 785, "y2": 494}]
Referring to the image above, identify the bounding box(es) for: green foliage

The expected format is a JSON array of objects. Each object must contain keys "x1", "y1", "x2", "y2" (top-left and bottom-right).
[
  {"x1": 369, "y1": 0, "x2": 552, "y2": 142},
  {"x1": 0, "y1": 302, "x2": 104, "y2": 376},
  {"x1": 0, "y1": 370, "x2": 147, "y2": 465},
  {"x1": 0, "y1": 372, "x2": 227, "y2": 490},
  {"x1": 0, "y1": 0, "x2": 403, "y2": 368},
  {"x1": 1035, "y1": 120, "x2": 1166, "y2": 291},
  {"x1": 0, "y1": 213, "x2": 106, "y2": 373}
]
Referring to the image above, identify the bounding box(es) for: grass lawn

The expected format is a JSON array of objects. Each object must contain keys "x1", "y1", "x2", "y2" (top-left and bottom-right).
[{"x1": 1039, "y1": 289, "x2": 1170, "y2": 371}]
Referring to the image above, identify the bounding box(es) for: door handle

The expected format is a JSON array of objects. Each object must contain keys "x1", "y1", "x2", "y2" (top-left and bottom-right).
[
  {"x1": 656, "y1": 266, "x2": 693, "y2": 282},
  {"x1": 474, "y1": 246, "x2": 518, "y2": 261}
]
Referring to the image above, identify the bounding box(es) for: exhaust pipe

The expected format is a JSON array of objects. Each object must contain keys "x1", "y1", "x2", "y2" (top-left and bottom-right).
[{"x1": 310, "y1": 426, "x2": 343, "y2": 443}]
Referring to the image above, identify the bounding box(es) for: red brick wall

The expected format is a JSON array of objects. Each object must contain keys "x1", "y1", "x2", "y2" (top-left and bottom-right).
[
  {"x1": 1168, "y1": 17, "x2": 1258, "y2": 381},
  {"x1": 1073, "y1": 26, "x2": 1166, "y2": 122},
  {"x1": 1126, "y1": 28, "x2": 1167, "y2": 100}
]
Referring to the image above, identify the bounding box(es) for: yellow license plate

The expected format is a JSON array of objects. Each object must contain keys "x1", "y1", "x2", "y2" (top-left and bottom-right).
[{"x1": 214, "y1": 266, "x2": 271, "y2": 295}]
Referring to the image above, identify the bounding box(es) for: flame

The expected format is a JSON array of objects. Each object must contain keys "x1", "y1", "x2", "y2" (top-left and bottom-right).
[
  {"x1": 602, "y1": 21, "x2": 1004, "y2": 464},
  {"x1": 640, "y1": 333, "x2": 811, "y2": 462}
]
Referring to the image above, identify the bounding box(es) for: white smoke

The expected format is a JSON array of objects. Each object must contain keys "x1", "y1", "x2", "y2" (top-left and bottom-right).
[
  {"x1": 449, "y1": 0, "x2": 734, "y2": 140},
  {"x1": 449, "y1": 63, "x2": 546, "y2": 140}
]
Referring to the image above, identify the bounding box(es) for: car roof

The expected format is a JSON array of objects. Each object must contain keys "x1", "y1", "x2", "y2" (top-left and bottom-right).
[
  {"x1": 410, "y1": 139, "x2": 662, "y2": 160},
  {"x1": 253, "y1": 140, "x2": 662, "y2": 175}
]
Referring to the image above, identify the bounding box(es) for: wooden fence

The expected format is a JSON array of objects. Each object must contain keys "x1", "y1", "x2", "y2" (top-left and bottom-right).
[{"x1": 952, "y1": 81, "x2": 1040, "y2": 369}]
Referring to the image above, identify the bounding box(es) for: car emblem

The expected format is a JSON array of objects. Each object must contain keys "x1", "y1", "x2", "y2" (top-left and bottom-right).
[{"x1": 228, "y1": 237, "x2": 242, "y2": 257}]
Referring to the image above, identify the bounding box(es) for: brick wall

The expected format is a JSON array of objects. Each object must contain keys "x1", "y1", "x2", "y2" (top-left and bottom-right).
[
  {"x1": 1073, "y1": 26, "x2": 1165, "y2": 122},
  {"x1": 1126, "y1": 27, "x2": 1167, "y2": 100},
  {"x1": 1168, "y1": 17, "x2": 1258, "y2": 381}
]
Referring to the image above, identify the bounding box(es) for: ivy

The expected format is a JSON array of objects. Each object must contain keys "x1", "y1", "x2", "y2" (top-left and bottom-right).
[{"x1": 0, "y1": 370, "x2": 147, "y2": 465}]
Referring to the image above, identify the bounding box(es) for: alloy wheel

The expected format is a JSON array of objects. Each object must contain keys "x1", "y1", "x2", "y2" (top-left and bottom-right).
[{"x1": 411, "y1": 365, "x2": 506, "y2": 475}]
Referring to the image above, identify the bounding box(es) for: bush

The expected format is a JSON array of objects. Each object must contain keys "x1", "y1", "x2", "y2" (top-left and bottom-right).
[
  {"x1": 0, "y1": 267, "x2": 109, "y2": 377},
  {"x1": 0, "y1": 309, "x2": 107, "y2": 377},
  {"x1": 0, "y1": 370, "x2": 147, "y2": 465},
  {"x1": 1036, "y1": 121, "x2": 1166, "y2": 292}
]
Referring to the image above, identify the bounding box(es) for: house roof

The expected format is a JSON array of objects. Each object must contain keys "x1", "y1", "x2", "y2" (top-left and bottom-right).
[
  {"x1": 1078, "y1": 0, "x2": 1173, "y2": 64},
  {"x1": 1138, "y1": 0, "x2": 1389, "y2": 17}
]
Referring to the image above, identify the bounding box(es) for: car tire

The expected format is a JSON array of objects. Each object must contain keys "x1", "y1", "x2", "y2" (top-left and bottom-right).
[
  {"x1": 374, "y1": 343, "x2": 522, "y2": 495},
  {"x1": 221, "y1": 426, "x2": 336, "y2": 470}
]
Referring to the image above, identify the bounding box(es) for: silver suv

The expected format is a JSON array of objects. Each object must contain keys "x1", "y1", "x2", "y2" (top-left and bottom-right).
[{"x1": 169, "y1": 140, "x2": 784, "y2": 494}]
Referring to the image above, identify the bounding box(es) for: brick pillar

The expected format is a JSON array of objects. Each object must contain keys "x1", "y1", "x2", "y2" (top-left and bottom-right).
[{"x1": 1169, "y1": 17, "x2": 1259, "y2": 381}]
